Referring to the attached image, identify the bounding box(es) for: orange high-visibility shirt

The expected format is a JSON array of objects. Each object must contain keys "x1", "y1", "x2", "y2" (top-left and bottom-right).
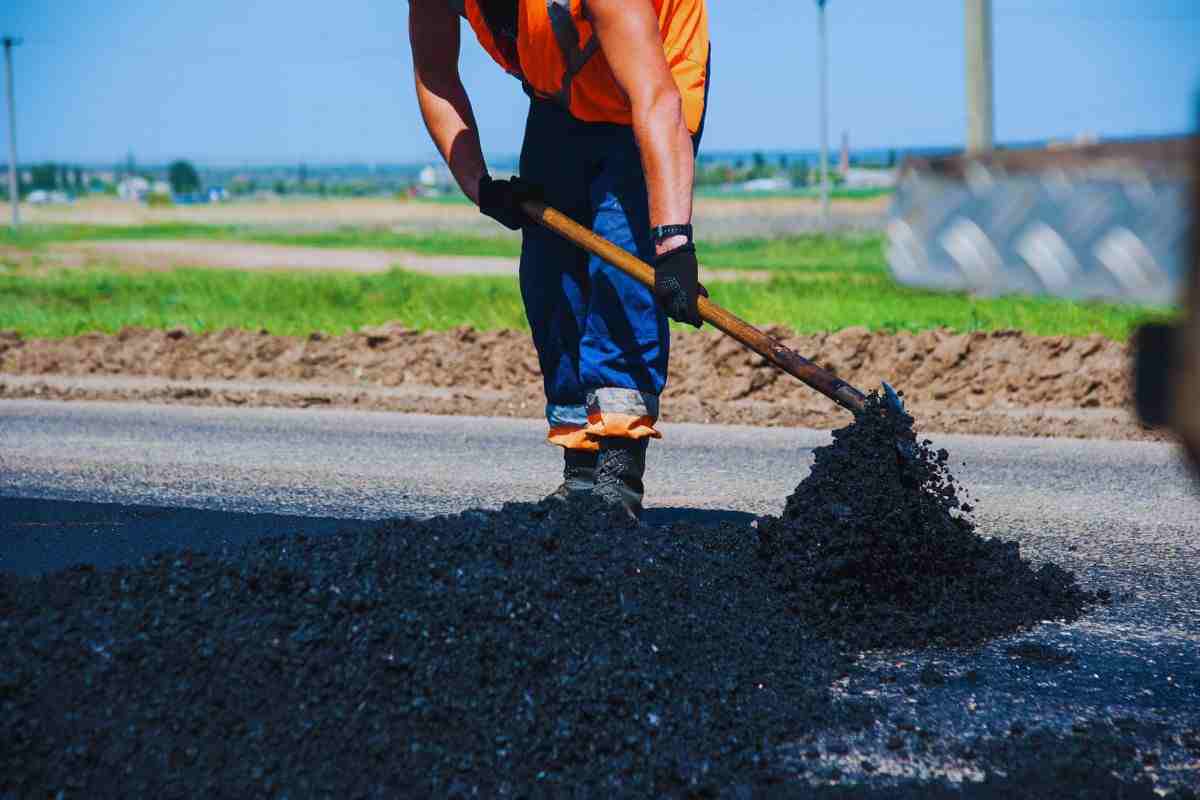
[{"x1": 452, "y1": 0, "x2": 710, "y2": 134}]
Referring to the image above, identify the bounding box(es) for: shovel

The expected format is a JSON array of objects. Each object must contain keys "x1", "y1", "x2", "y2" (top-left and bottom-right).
[{"x1": 519, "y1": 199, "x2": 910, "y2": 427}]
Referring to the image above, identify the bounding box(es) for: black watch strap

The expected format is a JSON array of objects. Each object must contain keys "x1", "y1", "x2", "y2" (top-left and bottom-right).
[{"x1": 650, "y1": 224, "x2": 693, "y2": 247}]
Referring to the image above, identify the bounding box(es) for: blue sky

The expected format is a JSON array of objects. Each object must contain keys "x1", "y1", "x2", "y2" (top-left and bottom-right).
[{"x1": 5, "y1": 0, "x2": 1199, "y2": 165}]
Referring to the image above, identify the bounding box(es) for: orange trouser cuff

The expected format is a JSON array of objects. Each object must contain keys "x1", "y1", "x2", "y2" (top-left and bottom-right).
[
  {"x1": 585, "y1": 411, "x2": 662, "y2": 441},
  {"x1": 546, "y1": 389, "x2": 662, "y2": 446},
  {"x1": 583, "y1": 388, "x2": 662, "y2": 441},
  {"x1": 547, "y1": 425, "x2": 600, "y2": 452}
]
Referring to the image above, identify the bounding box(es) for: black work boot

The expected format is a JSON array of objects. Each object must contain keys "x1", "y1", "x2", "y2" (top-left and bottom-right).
[
  {"x1": 543, "y1": 449, "x2": 598, "y2": 504},
  {"x1": 592, "y1": 437, "x2": 648, "y2": 521}
]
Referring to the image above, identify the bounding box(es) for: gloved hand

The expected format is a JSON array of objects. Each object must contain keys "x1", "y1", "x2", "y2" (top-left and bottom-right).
[
  {"x1": 478, "y1": 174, "x2": 541, "y2": 231},
  {"x1": 653, "y1": 242, "x2": 709, "y2": 327}
]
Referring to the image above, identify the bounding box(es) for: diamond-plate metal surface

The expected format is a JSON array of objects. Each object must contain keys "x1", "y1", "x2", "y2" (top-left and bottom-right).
[{"x1": 887, "y1": 140, "x2": 1196, "y2": 305}]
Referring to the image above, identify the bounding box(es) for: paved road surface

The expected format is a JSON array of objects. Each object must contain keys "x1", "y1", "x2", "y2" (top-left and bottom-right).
[{"x1": 2, "y1": 399, "x2": 1199, "y2": 788}]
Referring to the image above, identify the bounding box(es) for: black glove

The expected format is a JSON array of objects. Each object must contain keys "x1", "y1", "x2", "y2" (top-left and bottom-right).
[
  {"x1": 478, "y1": 174, "x2": 541, "y2": 231},
  {"x1": 653, "y1": 242, "x2": 709, "y2": 328}
]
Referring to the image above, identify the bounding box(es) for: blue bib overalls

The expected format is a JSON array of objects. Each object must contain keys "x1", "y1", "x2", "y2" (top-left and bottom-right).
[{"x1": 518, "y1": 99, "x2": 672, "y2": 451}]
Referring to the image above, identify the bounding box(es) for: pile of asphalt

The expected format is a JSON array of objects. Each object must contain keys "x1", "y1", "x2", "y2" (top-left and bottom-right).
[
  {"x1": 1, "y1": 397, "x2": 1130, "y2": 796},
  {"x1": 1, "y1": 502, "x2": 862, "y2": 796},
  {"x1": 760, "y1": 393, "x2": 1105, "y2": 648}
]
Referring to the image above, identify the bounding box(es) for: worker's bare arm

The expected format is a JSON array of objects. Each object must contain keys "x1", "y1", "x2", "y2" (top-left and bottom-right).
[
  {"x1": 409, "y1": 0, "x2": 487, "y2": 203},
  {"x1": 586, "y1": 0, "x2": 695, "y2": 254}
]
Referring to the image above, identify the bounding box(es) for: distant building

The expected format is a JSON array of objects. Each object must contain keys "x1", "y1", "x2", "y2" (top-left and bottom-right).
[
  {"x1": 841, "y1": 168, "x2": 897, "y2": 189},
  {"x1": 415, "y1": 163, "x2": 456, "y2": 196},
  {"x1": 1047, "y1": 132, "x2": 1100, "y2": 150},
  {"x1": 117, "y1": 176, "x2": 150, "y2": 201},
  {"x1": 839, "y1": 131, "x2": 850, "y2": 176},
  {"x1": 27, "y1": 190, "x2": 72, "y2": 205},
  {"x1": 739, "y1": 176, "x2": 792, "y2": 193}
]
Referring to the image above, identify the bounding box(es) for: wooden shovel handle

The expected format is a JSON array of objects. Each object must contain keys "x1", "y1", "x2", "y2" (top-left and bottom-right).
[{"x1": 520, "y1": 200, "x2": 868, "y2": 414}]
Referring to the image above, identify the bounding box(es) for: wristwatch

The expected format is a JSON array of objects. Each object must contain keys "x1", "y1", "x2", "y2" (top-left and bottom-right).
[{"x1": 650, "y1": 224, "x2": 693, "y2": 248}]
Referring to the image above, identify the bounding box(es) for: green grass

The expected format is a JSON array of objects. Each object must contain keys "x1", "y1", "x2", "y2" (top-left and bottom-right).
[
  {"x1": 0, "y1": 223, "x2": 523, "y2": 258},
  {"x1": 243, "y1": 227, "x2": 521, "y2": 257},
  {"x1": 712, "y1": 275, "x2": 1167, "y2": 339},
  {"x1": 0, "y1": 224, "x2": 891, "y2": 273},
  {"x1": 0, "y1": 261, "x2": 1171, "y2": 340},
  {"x1": 0, "y1": 224, "x2": 1172, "y2": 340},
  {"x1": 695, "y1": 187, "x2": 893, "y2": 201},
  {"x1": 698, "y1": 234, "x2": 885, "y2": 274},
  {"x1": 0, "y1": 268, "x2": 529, "y2": 337}
]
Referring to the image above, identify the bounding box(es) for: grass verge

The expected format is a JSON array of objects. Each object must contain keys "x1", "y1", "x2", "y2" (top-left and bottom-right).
[
  {"x1": 0, "y1": 264, "x2": 1170, "y2": 340},
  {"x1": 0, "y1": 223, "x2": 524, "y2": 259},
  {"x1": 1, "y1": 223, "x2": 897, "y2": 274}
]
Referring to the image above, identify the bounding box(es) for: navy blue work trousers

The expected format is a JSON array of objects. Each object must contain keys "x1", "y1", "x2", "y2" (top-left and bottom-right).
[{"x1": 518, "y1": 100, "x2": 669, "y2": 449}]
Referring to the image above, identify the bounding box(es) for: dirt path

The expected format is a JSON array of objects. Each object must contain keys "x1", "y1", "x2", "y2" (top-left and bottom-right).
[
  {"x1": 0, "y1": 325, "x2": 1162, "y2": 441},
  {"x1": 21, "y1": 195, "x2": 889, "y2": 238},
  {"x1": 61, "y1": 239, "x2": 504, "y2": 275},
  {"x1": 30, "y1": 239, "x2": 768, "y2": 283}
]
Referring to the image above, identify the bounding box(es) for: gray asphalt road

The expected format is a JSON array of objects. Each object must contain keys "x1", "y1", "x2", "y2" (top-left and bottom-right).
[
  {"x1": 1, "y1": 399, "x2": 1196, "y2": 575},
  {"x1": 2, "y1": 399, "x2": 1199, "y2": 788}
]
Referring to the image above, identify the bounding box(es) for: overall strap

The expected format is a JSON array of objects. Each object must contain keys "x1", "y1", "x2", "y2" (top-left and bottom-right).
[{"x1": 545, "y1": 0, "x2": 599, "y2": 107}]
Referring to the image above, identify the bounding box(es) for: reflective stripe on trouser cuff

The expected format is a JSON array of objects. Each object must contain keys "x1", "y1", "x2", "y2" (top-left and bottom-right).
[
  {"x1": 584, "y1": 388, "x2": 662, "y2": 440},
  {"x1": 547, "y1": 425, "x2": 599, "y2": 451}
]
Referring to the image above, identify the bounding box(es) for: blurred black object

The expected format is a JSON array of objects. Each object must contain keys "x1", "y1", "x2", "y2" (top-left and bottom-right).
[
  {"x1": 1133, "y1": 323, "x2": 1176, "y2": 429},
  {"x1": 1132, "y1": 105, "x2": 1200, "y2": 477}
]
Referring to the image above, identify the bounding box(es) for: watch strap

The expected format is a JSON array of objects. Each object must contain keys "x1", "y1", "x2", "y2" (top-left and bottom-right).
[{"x1": 650, "y1": 224, "x2": 693, "y2": 246}]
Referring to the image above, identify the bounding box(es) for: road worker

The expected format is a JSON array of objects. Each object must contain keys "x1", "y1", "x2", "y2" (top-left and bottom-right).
[{"x1": 409, "y1": 0, "x2": 710, "y2": 519}]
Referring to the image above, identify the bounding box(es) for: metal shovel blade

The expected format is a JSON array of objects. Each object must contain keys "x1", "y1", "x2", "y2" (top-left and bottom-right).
[
  {"x1": 881, "y1": 381, "x2": 905, "y2": 413},
  {"x1": 881, "y1": 381, "x2": 919, "y2": 465}
]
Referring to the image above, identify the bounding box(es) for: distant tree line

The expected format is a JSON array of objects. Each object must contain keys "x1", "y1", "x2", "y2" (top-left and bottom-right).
[
  {"x1": 167, "y1": 160, "x2": 201, "y2": 195},
  {"x1": 24, "y1": 163, "x2": 87, "y2": 194},
  {"x1": 695, "y1": 152, "x2": 815, "y2": 188},
  {"x1": 695, "y1": 148, "x2": 900, "y2": 190}
]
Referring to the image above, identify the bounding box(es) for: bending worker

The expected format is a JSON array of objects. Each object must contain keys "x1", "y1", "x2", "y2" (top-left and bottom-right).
[{"x1": 409, "y1": 0, "x2": 710, "y2": 519}]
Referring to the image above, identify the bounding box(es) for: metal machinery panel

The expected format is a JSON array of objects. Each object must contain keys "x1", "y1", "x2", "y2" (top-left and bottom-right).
[{"x1": 887, "y1": 138, "x2": 1197, "y2": 306}]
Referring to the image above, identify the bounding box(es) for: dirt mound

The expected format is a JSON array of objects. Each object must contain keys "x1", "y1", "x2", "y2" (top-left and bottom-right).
[
  {"x1": 0, "y1": 324, "x2": 1146, "y2": 441},
  {"x1": 0, "y1": 408, "x2": 1126, "y2": 796},
  {"x1": 759, "y1": 394, "x2": 1102, "y2": 648},
  {"x1": 0, "y1": 325, "x2": 1130, "y2": 408}
]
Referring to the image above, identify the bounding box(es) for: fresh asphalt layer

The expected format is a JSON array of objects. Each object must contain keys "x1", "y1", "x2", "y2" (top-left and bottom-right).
[{"x1": 2, "y1": 399, "x2": 1199, "y2": 787}]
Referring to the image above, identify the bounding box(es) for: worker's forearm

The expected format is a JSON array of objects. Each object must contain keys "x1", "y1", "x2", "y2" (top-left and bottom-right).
[
  {"x1": 414, "y1": 77, "x2": 488, "y2": 204},
  {"x1": 632, "y1": 90, "x2": 695, "y2": 255}
]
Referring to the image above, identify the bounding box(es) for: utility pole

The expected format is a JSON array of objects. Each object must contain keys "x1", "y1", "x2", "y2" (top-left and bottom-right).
[
  {"x1": 816, "y1": 0, "x2": 830, "y2": 232},
  {"x1": 964, "y1": 0, "x2": 994, "y2": 153},
  {"x1": 3, "y1": 36, "x2": 21, "y2": 229}
]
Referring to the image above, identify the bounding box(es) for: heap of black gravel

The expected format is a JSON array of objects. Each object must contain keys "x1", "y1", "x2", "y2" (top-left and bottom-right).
[
  {"x1": 1, "y1": 500, "x2": 868, "y2": 797},
  {"x1": 0, "y1": 395, "x2": 1115, "y2": 796},
  {"x1": 759, "y1": 392, "x2": 1104, "y2": 648}
]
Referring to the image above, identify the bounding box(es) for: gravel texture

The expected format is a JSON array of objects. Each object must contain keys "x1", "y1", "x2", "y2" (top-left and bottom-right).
[
  {"x1": 1, "y1": 400, "x2": 1176, "y2": 797},
  {"x1": 763, "y1": 393, "x2": 1105, "y2": 648}
]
